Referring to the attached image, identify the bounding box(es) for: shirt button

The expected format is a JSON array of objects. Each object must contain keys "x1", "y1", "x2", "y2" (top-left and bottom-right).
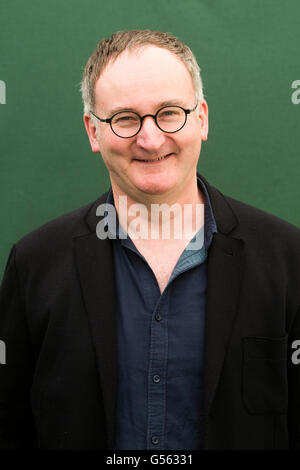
[
  {"x1": 153, "y1": 374, "x2": 161, "y2": 384},
  {"x1": 155, "y1": 313, "x2": 162, "y2": 321},
  {"x1": 151, "y1": 436, "x2": 159, "y2": 445}
]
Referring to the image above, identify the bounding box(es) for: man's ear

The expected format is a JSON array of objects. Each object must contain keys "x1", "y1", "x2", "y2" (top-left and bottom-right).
[
  {"x1": 83, "y1": 113, "x2": 101, "y2": 152},
  {"x1": 198, "y1": 100, "x2": 208, "y2": 141}
]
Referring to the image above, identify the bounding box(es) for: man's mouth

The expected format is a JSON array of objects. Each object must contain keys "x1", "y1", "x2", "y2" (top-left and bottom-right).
[{"x1": 134, "y1": 153, "x2": 172, "y2": 163}]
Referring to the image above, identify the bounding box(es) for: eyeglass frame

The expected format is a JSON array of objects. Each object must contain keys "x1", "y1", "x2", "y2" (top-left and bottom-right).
[{"x1": 89, "y1": 102, "x2": 199, "y2": 138}]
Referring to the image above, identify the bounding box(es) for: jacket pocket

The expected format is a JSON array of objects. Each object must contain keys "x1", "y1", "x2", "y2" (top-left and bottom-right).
[{"x1": 242, "y1": 335, "x2": 288, "y2": 414}]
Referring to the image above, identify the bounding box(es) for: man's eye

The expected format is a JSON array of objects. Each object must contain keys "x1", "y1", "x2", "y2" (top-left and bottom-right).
[
  {"x1": 114, "y1": 115, "x2": 139, "y2": 124},
  {"x1": 162, "y1": 111, "x2": 176, "y2": 116},
  {"x1": 116, "y1": 115, "x2": 133, "y2": 122},
  {"x1": 159, "y1": 109, "x2": 180, "y2": 119}
]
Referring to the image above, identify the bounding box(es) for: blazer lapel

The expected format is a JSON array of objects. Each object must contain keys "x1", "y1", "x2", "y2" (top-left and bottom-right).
[
  {"x1": 201, "y1": 177, "x2": 244, "y2": 415},
  {"x1": 203, "y1": 232, "x2": 244, "y2": 414},
  {"x1": 73, "y1": 194, "x2": 117, "y2": 449}
]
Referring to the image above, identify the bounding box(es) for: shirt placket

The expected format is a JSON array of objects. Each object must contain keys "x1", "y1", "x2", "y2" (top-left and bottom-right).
[{"x1": 147, "y1": 292, "x2": 170, "y2": 450}]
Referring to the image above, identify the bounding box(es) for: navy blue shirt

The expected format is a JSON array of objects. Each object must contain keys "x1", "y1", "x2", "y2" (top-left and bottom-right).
[{"x1": 104, "y1": 177, "x2": 217, "y2": 450}]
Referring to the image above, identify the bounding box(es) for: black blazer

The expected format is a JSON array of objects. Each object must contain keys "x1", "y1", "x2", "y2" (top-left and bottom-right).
[{"x1": 1, "y1": 174, "x2": 300, "y2": 450}]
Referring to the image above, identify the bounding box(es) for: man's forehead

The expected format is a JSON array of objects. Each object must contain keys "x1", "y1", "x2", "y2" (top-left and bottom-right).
[
  {"x1": 106, "y1": 98, "x2": 190, "y2": 117},
  {"x1": 94, "y1": 45, "x2": 194, "y2": 112},
  {"x1": 97, "y1": 45, "x2": 190, "y2": 86}
]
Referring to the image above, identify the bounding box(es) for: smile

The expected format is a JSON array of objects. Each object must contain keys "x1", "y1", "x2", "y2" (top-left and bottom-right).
[{"x1": 135, "y1": 154, "x2": 172, "y2": 163}]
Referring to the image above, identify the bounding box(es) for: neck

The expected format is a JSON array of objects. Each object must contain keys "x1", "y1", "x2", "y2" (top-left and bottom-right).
[{"x1": 111, "y1": 176, "x2": 205, "y2": 243}]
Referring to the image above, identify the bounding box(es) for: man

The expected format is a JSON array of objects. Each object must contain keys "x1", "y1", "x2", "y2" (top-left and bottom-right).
[{"x1": 0, "y1": 30, "x2": 300, "y2": 450}]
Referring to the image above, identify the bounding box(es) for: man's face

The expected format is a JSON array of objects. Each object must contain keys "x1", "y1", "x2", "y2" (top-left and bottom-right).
[{"x1": 84, "y1": 45, "x2": 208, "y2": 201}]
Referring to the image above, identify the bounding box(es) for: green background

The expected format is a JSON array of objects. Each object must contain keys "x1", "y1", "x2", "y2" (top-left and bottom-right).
[{"x1": 1, "y1": 0, "x2": 300, "y2": 280}]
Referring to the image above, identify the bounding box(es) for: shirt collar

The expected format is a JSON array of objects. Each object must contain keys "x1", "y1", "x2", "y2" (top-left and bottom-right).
[{"x1": 103, "y1": 175, "x2": 217, "y2": 250}]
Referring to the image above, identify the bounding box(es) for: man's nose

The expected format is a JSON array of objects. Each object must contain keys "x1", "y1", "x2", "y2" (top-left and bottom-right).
[{"x1": 135, "y1": 116, "x2": 166, "y2": 150}]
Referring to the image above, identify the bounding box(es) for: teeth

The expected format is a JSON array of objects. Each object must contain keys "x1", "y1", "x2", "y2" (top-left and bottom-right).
[{"x1": 142, "y1": 154, "x2": 169, "y2": 162}]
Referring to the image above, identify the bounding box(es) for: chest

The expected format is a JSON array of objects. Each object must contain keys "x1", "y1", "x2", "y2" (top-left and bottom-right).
[{"x1": 132, "y1": 240, "x2": 187, "y2": 292}]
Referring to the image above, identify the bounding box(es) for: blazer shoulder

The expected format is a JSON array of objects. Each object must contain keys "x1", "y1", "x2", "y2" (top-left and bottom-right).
[
  {"x1": 224, "y1": 193, "x2": 300, "y2": 244},
  {"x1": 14, "y1": 192, "x2": 108, "y2": 256}
]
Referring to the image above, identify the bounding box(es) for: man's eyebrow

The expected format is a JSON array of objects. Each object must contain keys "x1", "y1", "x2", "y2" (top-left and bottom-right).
[
  {"x1": 107, "y1": 99, "x2": 187, "y2": 116},
  {"x1": 155, "y1": 99, "x2": 187, "y2": 108}
]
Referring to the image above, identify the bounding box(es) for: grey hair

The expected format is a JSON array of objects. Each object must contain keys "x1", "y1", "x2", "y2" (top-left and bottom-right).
[{"x1": 81, "y1": 30, "x2": 204, "y2": 126}]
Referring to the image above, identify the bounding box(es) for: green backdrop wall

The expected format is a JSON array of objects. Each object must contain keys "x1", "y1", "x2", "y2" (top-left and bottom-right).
[{"x1": 1, "y1": 0, "x2": 300, "y2": 280}]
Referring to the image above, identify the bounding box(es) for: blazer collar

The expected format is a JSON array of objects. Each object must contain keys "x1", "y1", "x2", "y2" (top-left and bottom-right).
[
  {"x1": 197, "y1": 173, "x2": 238, "y2": 235},
  {"x1": 84, "y1": 191, "x2": 109, "y2": 233}
]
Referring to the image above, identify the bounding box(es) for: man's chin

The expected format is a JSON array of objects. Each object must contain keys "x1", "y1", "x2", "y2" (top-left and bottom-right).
[
  {"x1": 134, "y1": 180, "x2": 176, "y2": 197},
  {"x1": 132, "y1": 172, "x2": 177, "y2": 195}
]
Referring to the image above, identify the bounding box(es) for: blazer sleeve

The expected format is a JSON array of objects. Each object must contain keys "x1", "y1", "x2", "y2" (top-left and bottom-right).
[
  {"x1": 0, "y1": 245, "x2": 36, "y2": 449},
  {"x1": 288, "y1": 304, "x2": 300, "y2": 449}
]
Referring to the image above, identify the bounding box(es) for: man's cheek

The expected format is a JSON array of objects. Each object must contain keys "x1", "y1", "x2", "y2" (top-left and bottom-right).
[{"x1": 100, "y1": 137, "x2": 128, "y2": 156}]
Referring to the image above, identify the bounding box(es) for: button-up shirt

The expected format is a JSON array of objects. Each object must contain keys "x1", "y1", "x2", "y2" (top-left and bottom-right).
[{"x1": 104, "y1": 176, "x2": 217, "y2": 450}]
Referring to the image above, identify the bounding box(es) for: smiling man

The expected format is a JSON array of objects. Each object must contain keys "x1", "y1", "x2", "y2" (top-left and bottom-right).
[
  {"x1": 1, "y1": 30, "x2": 300, "y2": 450},
  {"x1": 83, "y1": 40, "x2": 208, "y2": 292},
  {"x1": 86, "y1": 46, "x2": 206, "y2": 198}
]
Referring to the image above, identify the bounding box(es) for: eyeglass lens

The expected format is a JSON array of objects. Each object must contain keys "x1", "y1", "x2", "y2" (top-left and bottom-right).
[{"x1": 111, "y1": 106, "x2": 186, "y2": 137}]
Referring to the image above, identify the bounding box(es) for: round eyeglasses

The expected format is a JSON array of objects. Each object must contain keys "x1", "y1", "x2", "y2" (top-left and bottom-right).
[{"x1": 90, "y1": 103, "x2": 198, "y2": 138}]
